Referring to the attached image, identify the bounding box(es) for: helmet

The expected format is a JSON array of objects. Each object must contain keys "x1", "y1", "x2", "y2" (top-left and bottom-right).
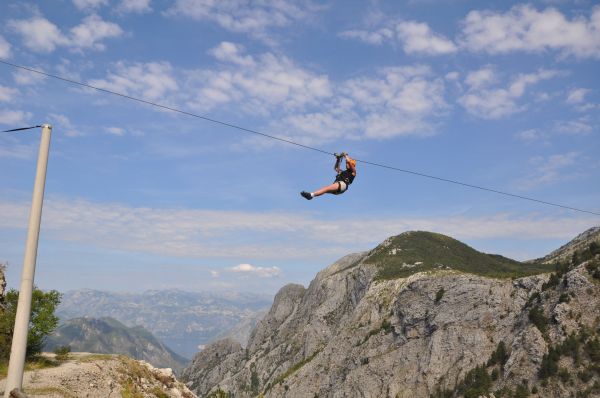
[{"x1": 347, "y1": 158, "x2": 356, "y2": 168}]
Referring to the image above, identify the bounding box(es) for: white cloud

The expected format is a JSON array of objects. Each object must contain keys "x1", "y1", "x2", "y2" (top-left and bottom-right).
[
  {"x1": 555, "y1": 119, "x2": 593, "y2": 135},
  {"x1": 396, "y1": 21, "x2": 457, "y2": 55},
  {"x1": 460, "y1": 5, "x2": 600, "y2": 58},
  {"x1": 515, "y1": 152, "x2": 582, "y2": 190},
  {"x1": 230, "y1": 264, "x2": 282, "y2": 278},
  {"x1": 117, "y1": 0, "x2": 152, "y2": 14},
  {"x1": 566, "y1": 88, "x2": 589, "y2": 104},
  {"x1": 9, "y1": 14, "x2": 122, "y2": 54},
  {"x1": 0, "y1": 35, "x2": 11, "y2": 59},
  {"x1": 89, "y1": 61, "x2": 178, "y2": 102},
  {"x1": 166, "y1": 0, "x2": 316, "y2": 42},
  {"x1": 0, "y1": 86, "x2": 17, "y2": 102},
  {"x1": 72, "y1": 0, "x2": 109, "y2": 10},
  {"x1": 187, "y1": 44, "x2": 331, "y2": 114},
  {"x1": 458, "y1": 68, "x2": 558, "y2": 119},
  {"x1": 106, "y1": 126, "x2": 125, "y2": 136},
  {"x1": 340, "y1": 20, "x2": 456, "y2": 55},
  {"x1": 8, "y1": 17, "x2": 68, "y2": 53},
  {"x1": 69, "y1": 15, "x2": 123, "y2": 51},
  {"x1": 187, "y1": 46, "x2": 446, "y2": 143},
  {"x1": 1, "y1": 197, "x2": 595, "y2": 261},
  {"x1": 0, "y1": 109, "x2": 31, "y2": 126},
  {"x1": 516, "y1": 128, "x2": 546, "y2": 143},
  {"x1": 49, "y1": 113, "x2": 83, "y2": 137},
  {"x1": 340, "y1": 28, "x2": 395, "y2": 45},
  {"x1": 13, "y1": 67, "x2": 47, "y2": 85},
  {"x1": 209, "y1": 42, "x2": 255, "y2": 67}
]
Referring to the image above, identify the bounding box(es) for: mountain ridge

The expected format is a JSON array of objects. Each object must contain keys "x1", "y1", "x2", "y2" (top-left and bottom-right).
[
  {"x1": 45, "y1": 316, "x2": 189, "y2": 373},
  {"x1": 181, "y1": 228, "x2": 600, "y2": 398}
]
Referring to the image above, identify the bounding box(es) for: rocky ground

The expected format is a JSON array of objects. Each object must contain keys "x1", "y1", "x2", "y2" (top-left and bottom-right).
[{"x1": 0, "y1": 353, "x2": 197, "y2": 398}]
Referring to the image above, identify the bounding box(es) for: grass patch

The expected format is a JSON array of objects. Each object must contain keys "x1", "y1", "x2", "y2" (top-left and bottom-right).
[
  {"x1": 366, "y1": 231, "x2": 550, "y2": 280},
  {"x1": 76, "y1": 353, "x2": 115, "y2": 363}
]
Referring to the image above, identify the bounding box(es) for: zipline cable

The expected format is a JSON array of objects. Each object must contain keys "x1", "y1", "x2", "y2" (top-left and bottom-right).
[
  {"x1": 1, "y1": 59, "x2": 599, "y2": 217},
  {"x1": 2, "y1": 125, "x2": 42, "y2": 132}
]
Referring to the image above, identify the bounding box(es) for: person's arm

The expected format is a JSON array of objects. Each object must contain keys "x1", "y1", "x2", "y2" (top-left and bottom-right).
[
  {"x1": 345, "y1": 154, "x2": 356, "y2": 175},
  {"x1": 334, "y1": 155, "x2": 342, "y2": 173}
]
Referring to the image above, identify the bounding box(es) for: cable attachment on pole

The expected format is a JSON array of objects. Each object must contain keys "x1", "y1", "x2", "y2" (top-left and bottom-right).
[{"x1": 2, "y1": 125, "x2": 43, "y2": 133}]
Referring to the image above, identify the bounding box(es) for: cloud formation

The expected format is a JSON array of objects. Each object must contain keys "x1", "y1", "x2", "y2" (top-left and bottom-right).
[
  {"x1": 0, "y1": 197, "x2": 596, "y2": 261},
  {"x1": 8, "y1": 14, "x2": 122, "y2": 53},
  {"x1": 166, "y1": 0, "x2": 317, "y2": 42},
  {"x1": 341, "y1": 6, "x2": 600, "y2": 59},
  {"x1": 340, "y1": 20, "x2": 456, "y2": 55},
  {"x1": 117, "y1": 0, "x2": 152, "y2": 14},
  {"x1": 0, "y1": 85, "x2": 17, "y2": 102},
  {"x1": 0, "y1": 110, "x2": 31, "y2": 126},
  {"x1": 230, "y1": 263, "x2": 282, "y2": 278},
  {"x1": 460, "y1": 5, "x2": 600, "y2": 58},
  {"x1": 0, "y1": 35, "x2": 11, "y2": 59},
  {"x1": 88, "y1": 61, "x2": 178, "y2": 102},
  {"x1": 458, "y1": 68, "x2": 558, "y2": 118},
  {"x1": 72, "y1": 0, "x2": 109, "y2": 10},
  {"x1": 185, "y1": 45, "x2": 446, "y2": 143}
]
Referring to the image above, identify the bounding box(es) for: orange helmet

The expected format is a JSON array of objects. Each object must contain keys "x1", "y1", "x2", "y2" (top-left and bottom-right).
[{"x1": 347, "y1": 158, "x2": 356, "y2": 168}]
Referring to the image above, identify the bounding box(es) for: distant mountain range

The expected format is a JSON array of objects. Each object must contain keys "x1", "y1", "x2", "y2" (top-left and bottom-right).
[
  {"x1": 45, "y1": 317, "x2": 189, "y2": 373},
  {"x1": 56, "y1": 289, "x2": 272, "y2": 358}
]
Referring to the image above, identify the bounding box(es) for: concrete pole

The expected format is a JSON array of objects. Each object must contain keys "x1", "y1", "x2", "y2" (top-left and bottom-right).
[{"x1": 4, "y1": 124, "x2": 52, "y2": 398}]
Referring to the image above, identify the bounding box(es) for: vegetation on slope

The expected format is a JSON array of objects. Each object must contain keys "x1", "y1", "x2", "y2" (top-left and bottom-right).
[{"x1": 365, "y1": 231, "x2": 551, "y2": 280}]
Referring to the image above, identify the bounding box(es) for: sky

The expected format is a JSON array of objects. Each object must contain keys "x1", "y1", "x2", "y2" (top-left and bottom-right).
[{"x1": 0, "y1": 0, "x2": 599, "y2": 295}]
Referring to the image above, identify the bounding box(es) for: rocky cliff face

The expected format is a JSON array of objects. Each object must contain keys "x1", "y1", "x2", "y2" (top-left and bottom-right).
[{"x1": 182, "y1": 228, "x2": 600, "y2": 398}]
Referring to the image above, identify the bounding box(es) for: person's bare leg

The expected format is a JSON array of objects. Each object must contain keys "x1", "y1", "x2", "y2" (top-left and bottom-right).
[{"x1": 313, "y1": 182, "x2": 339, "y2": 197}]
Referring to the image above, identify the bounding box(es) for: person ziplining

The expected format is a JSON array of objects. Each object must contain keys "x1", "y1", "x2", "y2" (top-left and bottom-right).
[{"x1": 301, "y1": 152, "x2": 357, "y2": 200}]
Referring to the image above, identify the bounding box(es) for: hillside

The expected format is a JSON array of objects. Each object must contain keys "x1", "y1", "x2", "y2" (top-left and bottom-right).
[
  {"x1": 57, "y1": 289, "x2": 272, "y2": 358},
  {"x1": 0, "y1": 353, "x2": 196, "y2": 397},
  {"x1": 364, "y1": 231, "x2": 550, "y2": 279},
  {"x1": 181, "y1": 228, "x2": 600, "y2": 398},
  {"x1": 537, "y1": 226, "x2": 600, "y2": 264},
  {"x1": 45, "y1": 317, "x2": 189, "y2": 373}
]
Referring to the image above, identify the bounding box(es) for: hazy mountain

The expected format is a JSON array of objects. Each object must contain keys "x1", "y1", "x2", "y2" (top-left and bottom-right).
[
  {"x1": 56, "y1": 289, "x2": 272, "y2": 358},
  {"x1": 182, "y1": 228, "x2": 600, "y2": 398},
  {"x1": 45, "y1": 317, "x2": 189, "y2": 373}
]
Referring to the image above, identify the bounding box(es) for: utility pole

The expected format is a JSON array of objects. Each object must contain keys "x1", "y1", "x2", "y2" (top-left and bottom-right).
[{"x1": 4, "y1": 124, "x2": 52, "y2": 398}]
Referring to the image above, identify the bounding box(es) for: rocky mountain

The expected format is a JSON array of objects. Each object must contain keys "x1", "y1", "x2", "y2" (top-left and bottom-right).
[
  {"x1": 537, "y1": 226, "x2": 600, "y2": 264},
  {"x1": 57, "y1": 289, "x2": 272, "y2": 358},
  {"x1": 181, "y1": 228, "x2": 600, "y2": 398},
  {"x1": 45, "y1": 317, "x2": 189, "y2": 373},
  {"x1": 0, "y1": 352, "x2": 197, "y2": 397}
]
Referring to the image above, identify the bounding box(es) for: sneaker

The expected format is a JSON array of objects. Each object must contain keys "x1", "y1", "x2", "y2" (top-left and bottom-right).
[{"x1": 301, "y1": 191, "x2": 313, "y2": 200}]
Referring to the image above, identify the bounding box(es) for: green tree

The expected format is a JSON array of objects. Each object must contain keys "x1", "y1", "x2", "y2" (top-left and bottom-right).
[{"x1": 0, "y1": 288, "x2": 61, "y2": 359}]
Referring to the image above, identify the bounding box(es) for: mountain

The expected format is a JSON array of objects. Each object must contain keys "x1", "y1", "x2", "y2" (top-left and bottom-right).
[
  {"x1": 56, "y1": 289, "x2": 272, "y2": 358},
  {"x1": 181, "y1": 228, "x2": 600, "y2": 398},
  {"x1": 45, "y1": 317, "x2": 189, "y2": 373},
  {"x1": 537, "y1": 226, "x2": 600, "y2": 264}
]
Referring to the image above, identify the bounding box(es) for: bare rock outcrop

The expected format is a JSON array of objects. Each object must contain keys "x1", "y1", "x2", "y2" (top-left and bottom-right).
[{"x1": 0, "y1": 353, "x2": 197, "y2": 398}]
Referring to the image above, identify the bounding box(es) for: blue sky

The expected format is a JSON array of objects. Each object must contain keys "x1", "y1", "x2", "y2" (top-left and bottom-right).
[{"x1": 1, "y1": 0, "x2": 599, "y2": 294}]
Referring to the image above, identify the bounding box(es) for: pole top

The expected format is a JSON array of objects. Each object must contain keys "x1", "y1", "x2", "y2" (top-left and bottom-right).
[{"x1": 41, "y1": 124, "x2": 52, "y2": 130}]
